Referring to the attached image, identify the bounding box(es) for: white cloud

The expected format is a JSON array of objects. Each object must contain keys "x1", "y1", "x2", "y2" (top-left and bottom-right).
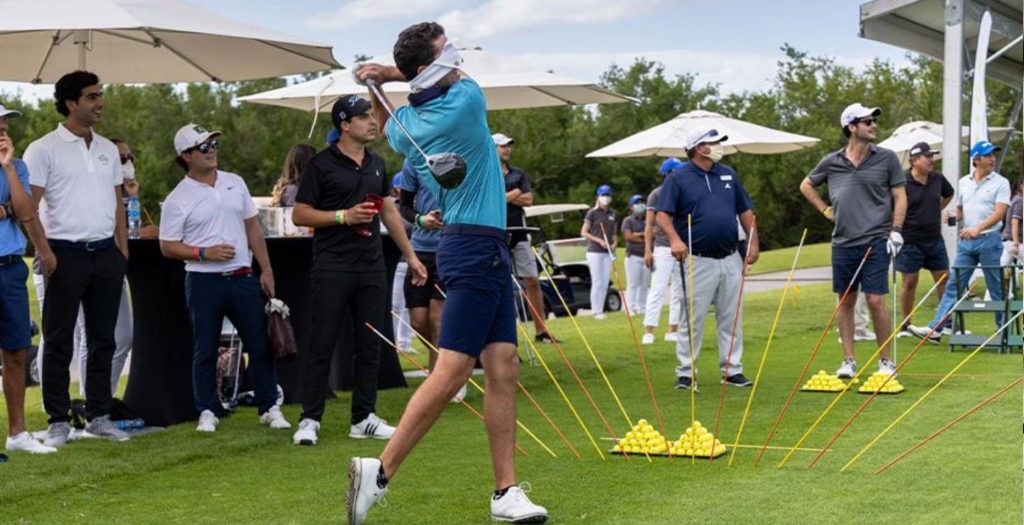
[
  {"x1": 307, "y1": 0, "x2": 461, "y2": 28},
  {"x1": 439, "y1": 0, "x2": 664, "y2": 39},
  {"x1": 511, "y1": 50, "x2": 912, "y2": 94}
]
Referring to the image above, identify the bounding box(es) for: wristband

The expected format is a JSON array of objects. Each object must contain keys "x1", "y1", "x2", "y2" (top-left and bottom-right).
[
  {"x1": 416, "y1": 214, "x2": 424, "y2": 228},
  {"x1": 193, "y1": 246, "x2": 199, "y2": 261},
  {"x1": 335, "y1": 209, "x2": 346, "y2": 225},
  {"x1": 821, "y1": 206, "x2": 834, "y2": 220},
  {"x1": 199, "y1": 247, "x2": 206, "y2": 262}
]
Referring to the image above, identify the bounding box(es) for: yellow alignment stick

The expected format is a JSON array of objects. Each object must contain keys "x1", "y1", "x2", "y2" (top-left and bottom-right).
[
  {"x1": 776, "y1": 274, "x2": 948, "y2": 468},
  {"x1": 727, "y1": 229, "x2": 807, "y2": 466},
  {"x1": 390, "y1": 312, "x2": 559, "y2": 459},
  {"x1": 531, "y1": 245, "x2": 635, "y2": 431},
  {"x1": 509, "y1": 277, "x2": 603, "y2": 459},
  {"x1": 841, "y1": 308, "x2": 1024, "y2": 472}
]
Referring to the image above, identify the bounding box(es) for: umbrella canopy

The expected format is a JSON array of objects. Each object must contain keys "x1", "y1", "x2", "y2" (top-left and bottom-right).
[
  {"x1": 0, "y1": 0, "x2": 341, "y2": 84},
  {"x1": 236, "y1": 40, "x2": 634, "y2": 112},
  {"x1": 585, "y1": 110, "x2": 820, "y2": 158},
  {"x1": 878, "y1": 120, "x2": 1016, "y2": 167}
]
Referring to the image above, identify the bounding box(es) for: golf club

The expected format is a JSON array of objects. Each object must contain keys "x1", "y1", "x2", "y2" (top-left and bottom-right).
[{"x1": 365, "y1": 79, "x2": 467, "y2": 190}]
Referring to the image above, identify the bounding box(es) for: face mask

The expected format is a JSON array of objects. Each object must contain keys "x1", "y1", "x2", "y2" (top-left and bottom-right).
[
  {"x1": 409, "y1": 41, "x2": 464, "y2": 92},
  {"x1": 633, "y1": 204, "x2": 646, "y2": 215},
  {"x1": 706, "y1": 143, "x2": 725, "y2": 163},
  {"x1": 597, "y1": 196, "x2": 611, "y2": 206},
  {"x1": 121, "y1": 160, "x2": 136, "y2": 180}
]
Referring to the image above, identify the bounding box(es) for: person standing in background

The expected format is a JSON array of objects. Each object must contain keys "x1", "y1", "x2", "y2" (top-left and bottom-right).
[
  {"x1": 582, "y1": 184, "x2": 616, "y2": 320},
  {"x1": 621, "y1": 194, "x2": 650, "y2": 315}
]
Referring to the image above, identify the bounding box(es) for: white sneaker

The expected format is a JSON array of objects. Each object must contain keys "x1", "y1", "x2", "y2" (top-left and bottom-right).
[
  {"x1": 350, "y1": 413, "x2": 395, "y2": 440},
  {"x1": 6, "y1": 432, "x2": 57, "y2": 454},
  {"x1": 491, "y1": 484, "x2": 549, "y2": 523},
  {"x1": 878, "y1": 358, "x2": 898, "y2": 376},
  {"x1": 593, "y1": 313, "x2": 606, "y2": 320},
  {"x1": 293, "y1": 418, "x2": 320, "y2": 446},
  {"x1": 196, "y1": 410, "x2": 219, "y2": 433},
  {"x1": 641, "y1": 333, "x2": 655, "y2": 345},
  {"x1": 259, "y1": 406, "x2": 291, "y2": 429},
  {"x1": 347, "y1": 457, "x2": 388, "y2": 525},
  {"x1": 836, "y1": 358, "x2": 857, "y2": 379},
  {"x1": 664, "y1": 332, "x2": 679, "y2": 342},
  {"x1": 450, "y1": 383, "x2": 467, "y2": 404}
]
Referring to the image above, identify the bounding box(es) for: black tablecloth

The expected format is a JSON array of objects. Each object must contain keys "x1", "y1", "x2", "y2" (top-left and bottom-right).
[{"x1": 123, "y1": 238, "x2": 407, "y2": 427}]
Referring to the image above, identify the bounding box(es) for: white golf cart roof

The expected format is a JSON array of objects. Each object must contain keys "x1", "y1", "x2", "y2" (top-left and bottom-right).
[{"x1": 523, "y1": 204, "x2": 589, "y2": 218}]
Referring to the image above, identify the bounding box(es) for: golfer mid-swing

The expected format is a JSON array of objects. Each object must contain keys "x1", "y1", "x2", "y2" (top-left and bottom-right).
[{"x1": 348, "y1": 22, "x2": 549, "y2": 525}]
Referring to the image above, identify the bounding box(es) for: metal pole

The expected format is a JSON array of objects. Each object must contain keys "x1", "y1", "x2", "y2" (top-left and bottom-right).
[
  {"x1": 997, "y1": 91, "x2": 1022, "y2": 170},
  {"x1": 73, "y1": 30, "x2": 89, "y2": 70},
  {"x1": 941, "y1": 0, "x2": 964, "y2": 260}
]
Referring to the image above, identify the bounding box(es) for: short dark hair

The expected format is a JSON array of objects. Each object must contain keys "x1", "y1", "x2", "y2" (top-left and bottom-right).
[
  {"x1": 393, "y1": 22, "x2": 446, "y2": 81},
  {"x1": 841, "y1": 125, "x2": 852, "y2": 138},
  {"x1": 175, "y1": 156, "x2": 189, "y2": 172},
  {"x1": 54, "y1": 70, "x2": 100, "y2": 116}
]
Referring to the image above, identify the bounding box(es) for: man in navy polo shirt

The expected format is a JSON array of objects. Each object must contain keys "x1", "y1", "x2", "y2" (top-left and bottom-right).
[
  {"x1": 800, "y1": 103, "x2": 906, "y2": 378},
  {"x1": 352, "y1": 22, "x2": 548, "y2": 525},
  {"x1": 656, "y1": 127, "x2": 758, "y2": 391},
  {"x1": 894, "y1": 142, "x2": 953, "y2": 336}
]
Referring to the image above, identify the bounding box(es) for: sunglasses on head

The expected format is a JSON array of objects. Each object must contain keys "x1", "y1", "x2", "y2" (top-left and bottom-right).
[
  {"x1": 855, "y1": 118, "x2": 877, "y2": 126},
  {"x1": 188, "y1": 140, "x2": 218, "y2": 154},
  {"x1": 119, "y1": 153, "x2": 135, "y2": 165}
]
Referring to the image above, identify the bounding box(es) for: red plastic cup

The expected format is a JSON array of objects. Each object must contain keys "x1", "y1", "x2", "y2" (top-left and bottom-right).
[{"x1": 355, "y1": 194, "x2": 383, "y2": 237}]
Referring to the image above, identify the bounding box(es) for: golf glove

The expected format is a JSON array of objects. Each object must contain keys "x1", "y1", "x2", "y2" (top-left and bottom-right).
[{"x1": 886, "y1": 230, "x2": 903, "y2": 256}]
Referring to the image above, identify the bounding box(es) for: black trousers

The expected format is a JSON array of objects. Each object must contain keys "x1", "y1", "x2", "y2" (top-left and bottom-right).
[
  {"x1": 42, "y1": 245, "x2": 126, "y2": 423},
  {"x1": 300, "y1": 269, "x2": 385, "y2": 424}
]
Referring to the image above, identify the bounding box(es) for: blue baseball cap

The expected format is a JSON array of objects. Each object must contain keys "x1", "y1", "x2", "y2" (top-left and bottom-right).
[
  {"x1": 596, "y1": 184, "x2": 612, "y2": 196},
  {"x1": 392, "y1": 172, "x2": 402, "y2": 188},
  {"x1": 969, "y1": 140, "x2": 1000, "y2": 158},
  {"x1": 660, "y1": 157, "x2": 684, "y2": 175},
  {"x1": 629, "y1": 194, "x2": 645, "y2": 206}
]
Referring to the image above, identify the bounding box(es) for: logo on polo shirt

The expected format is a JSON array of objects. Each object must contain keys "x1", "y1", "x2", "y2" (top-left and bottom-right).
[{"x1": 98, "y1": 154, "x2": 111, "y2": 166}]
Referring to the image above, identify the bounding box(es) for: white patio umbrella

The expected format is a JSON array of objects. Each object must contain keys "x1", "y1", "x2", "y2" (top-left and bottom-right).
[
  {"x1": 586, "y1": 109, "x2": 821, "y2": 158},
  {"x1": 236, "y1": 40, "x2": 634, "y2": 112},
  {"x1": 878, "y1": 120, "x2": 1016, "y2": 168},
  {"x1": 0, "y1": 0, "x2": 341, "y2": 84}
]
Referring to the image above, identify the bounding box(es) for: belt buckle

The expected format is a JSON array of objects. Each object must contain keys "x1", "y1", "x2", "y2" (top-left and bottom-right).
[{"x1": 84, "y1": 240, "x2": 101, "y2": 252}]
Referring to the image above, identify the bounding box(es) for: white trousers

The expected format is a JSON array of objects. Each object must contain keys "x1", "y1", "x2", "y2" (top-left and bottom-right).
[
  {"x1": 624, "y1": 255, "x2": 650, "y2": 314},
  {"x1": 675, "y1": 253, "x2": 744, "y2": 378},
  {"x1": 643, "y1": 246, "x2": 682, "y2": 328},
  {"x1": 392, "y1": 261, "x2": 413, "y2": 349},
  {"x1": 587, "y1": 252, "x2": 612, "y2": 314},
  {"x1": 34, "y1": 273, "x2": 133, "y2": 397}
]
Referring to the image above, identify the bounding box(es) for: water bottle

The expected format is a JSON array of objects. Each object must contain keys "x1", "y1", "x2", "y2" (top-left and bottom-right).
[
  {"x1": 114, "y1": 418, "x2": 145, "y2": 431},
  {"x1": 127, "y1": 196, "x2": 141, "y2": 239}
]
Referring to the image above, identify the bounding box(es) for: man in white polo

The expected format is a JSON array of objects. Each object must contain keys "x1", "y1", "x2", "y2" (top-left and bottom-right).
[
  {"x1": 159, "y1": 123, "x2": 290, "y2": 433},
  {"x1": 24, "y1": 70, "x2": 129, "y2": 447}
]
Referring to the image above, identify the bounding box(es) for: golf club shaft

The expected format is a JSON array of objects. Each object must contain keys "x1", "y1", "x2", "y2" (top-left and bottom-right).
[{"x1": 365, "y1": 80, "x2": 431, "y2": 160}]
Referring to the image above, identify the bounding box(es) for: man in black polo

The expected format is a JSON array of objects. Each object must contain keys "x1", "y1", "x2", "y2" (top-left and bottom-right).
[
  {"x1": 292, "y1": 95, "x2": 426, "y2": 446},
  {"x1": 894, "y1": 142, "x2": 953, "y2": 336},
  {"x1": 655, "y1": 127, "x2": 759, "y2": 390},
  {"x1": 494, "y1": 133, "x2": 557, "y2": 342}
]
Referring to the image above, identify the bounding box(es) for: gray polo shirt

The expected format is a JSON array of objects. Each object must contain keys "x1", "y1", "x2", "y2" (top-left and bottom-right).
[
  {"x1": 620, "y1": 214, "x2": 645, "y2": 257},
  {"x1": 584, "y1": 207, "x2": 616, "y2": 253},
  {"x1": 646, "y1": 185, "x2": 670, "y2": 248},
  {"x1": 808, "y1": 145, "x2": 905, "y2": 247}
]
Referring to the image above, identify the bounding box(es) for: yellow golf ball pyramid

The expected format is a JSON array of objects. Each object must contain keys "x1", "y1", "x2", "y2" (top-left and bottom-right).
[
  {"x1": 858, "y1": 371, "x2": 905, "y2": 394},
  {"x1": 669, "y1": 420, "x2": 726, "y2": 458},
  {"x1": 801, "y1": 370, "x2": 850, "y2": 392},
  {"x1": 613, "y1": 418, "x2": 670, "y2": 455}
]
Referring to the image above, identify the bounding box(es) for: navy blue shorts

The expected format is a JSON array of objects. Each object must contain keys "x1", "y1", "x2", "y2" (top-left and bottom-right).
[
  {"x1": 0, "y1": 257, "x2": 31, "y2": 351},
  {"x1": 894, "y1": 239, "x2": 949, "y2": 273},
  {"x1": 831, "y1": 237, "x2": 889, "y2": 295},
  {"x1": 436, "y1": 225, "x2": 517, "y2": 357}
]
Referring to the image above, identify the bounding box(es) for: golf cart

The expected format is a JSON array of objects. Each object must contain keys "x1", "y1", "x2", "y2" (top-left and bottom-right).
[{"x1": 513, "y1": 204, "x2": 621, "y2": 319}]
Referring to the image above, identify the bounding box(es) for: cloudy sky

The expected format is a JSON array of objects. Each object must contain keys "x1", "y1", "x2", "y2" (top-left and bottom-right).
[{"x1": 0, "y1": 0, "x2": 912, "y2": 101}]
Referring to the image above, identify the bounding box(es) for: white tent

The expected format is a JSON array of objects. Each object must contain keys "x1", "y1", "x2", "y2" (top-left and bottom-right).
[
  {"x1": 585, "y1": 110, "x2": 820, "y2": 158},
  {"x1": 879, "y1": 120, "x2": 1015, "y2": 167},
  {"x1": 237, "y1": 40, "x2": 634, "y2": 112},
  {"x1": 0, "y1": 0, "x2": 341, "y2": 84}
]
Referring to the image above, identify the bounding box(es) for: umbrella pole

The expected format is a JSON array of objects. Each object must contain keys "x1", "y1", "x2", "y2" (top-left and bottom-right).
[{"x1": 74, "y1": 30, "x2": 89, "y2": 70}]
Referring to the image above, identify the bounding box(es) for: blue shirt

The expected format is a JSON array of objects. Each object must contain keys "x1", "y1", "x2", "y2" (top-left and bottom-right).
[
  {"x1": 386, "y1": 78, "x2": 506, "y2": 230},
  {"x1": 0, "y1": 159, "x2": 29, "y2": 256},
  {"x1": 658, "y1": 161, "x2": 753, "y2": 255},
  {"x1": 398, "y1": 159, "x2": 441, "y2": 252}
]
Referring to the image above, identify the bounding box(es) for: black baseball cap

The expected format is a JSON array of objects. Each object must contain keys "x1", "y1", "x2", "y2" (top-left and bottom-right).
[
  {"x1": 331, "y1": 95, "x2": 371, "y2": 129},
  {"x1": 909, "y1": 141, "x2": 939, "y2": 157}
]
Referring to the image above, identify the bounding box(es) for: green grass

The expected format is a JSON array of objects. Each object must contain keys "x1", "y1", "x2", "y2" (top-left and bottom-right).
[
  {"x1": 2, "y1": 278, "x2": 1019, "y2": 524},
  {"x1": 747, "y1": 242, "x2": 830, "y2": 275}
]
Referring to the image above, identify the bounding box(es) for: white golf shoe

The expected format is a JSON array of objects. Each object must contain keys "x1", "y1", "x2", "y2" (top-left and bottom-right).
[
  {"x1": 196, "y1": 410, "x2": 219, "y2": 433},
  {"x1": 350, "y1": 413, "x2": 395, "y2": 440},
  {"x1": 641, "y1": 333, "x2": 655, "y2": 345},
  {"x1": 347, "y1": 457, "x2": 388, "y2": 525},
  {"x1": 292, "y1": 418, "x2": 320, "y2": 445},
  {"x1": 6, "y1": 432, "x2": 57, "y2": 454},
  {"x1": 259, "y1": 406, "x2": 291, "y2": 429},
  {"x1": 491, "y1": 484, "x2": 548, "y2": 523}
]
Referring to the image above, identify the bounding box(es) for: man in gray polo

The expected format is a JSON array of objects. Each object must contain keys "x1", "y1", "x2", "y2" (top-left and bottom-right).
[{"x1": 799, "y1": 103, "x2": 906, "y2": 378}]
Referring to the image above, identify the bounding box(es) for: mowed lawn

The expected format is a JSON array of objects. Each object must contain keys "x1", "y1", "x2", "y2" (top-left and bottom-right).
[{"x1": 0, "y1": 255, "x2": 1020, "y2": 524}]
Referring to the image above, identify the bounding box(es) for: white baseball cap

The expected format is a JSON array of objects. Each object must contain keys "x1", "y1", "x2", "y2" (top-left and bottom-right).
[
  {"x1": 840, "y1": 103, "x2": 881, "y2": 127},
  {"x1": 684, "y1": 127, "x2": 728, "y2": 151},
  {"x1": 0, "y1": 104, "x2": 22, "y2": 119},
  {"x1": 492, "y1": 133, "x2": 514, "y2": 146},
  {"x1": 174, "y1": 123, "x2": 221, "y2": 154}
]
